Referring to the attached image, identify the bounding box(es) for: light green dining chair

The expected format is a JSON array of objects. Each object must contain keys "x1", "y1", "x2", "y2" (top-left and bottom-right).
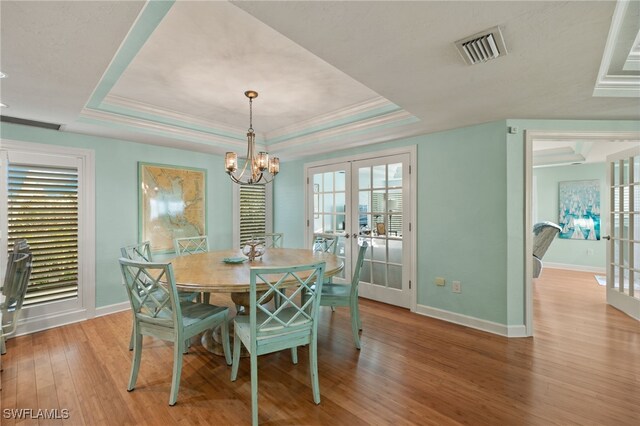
[
  {"x1": 250, "y1": 232, "x2": 284, "y2": 248},
  {"x1": 304, "y1": 241, "x2": 368, "y2": 349},
  {"x1": 174, "y1": 235, "x2": 209, "y2": 255},
  {"x1": 173, "y1": 236, "x2": 211, "y2": 304},
  {"x1": 1, "y1": 248, "x2": 33, "y2": 357},
  {"x1": 312, "y1": 233, "x2": 339, "y2": 255},
  {"x1": 120, "y1": 241, "x2": 199, "y2": 351},
  {"x1": 119, "y1": 258, "x2": 231, "y2": 406},
  {"x1": 230, "y1": 261, "x2": 326, "y2": 426}
]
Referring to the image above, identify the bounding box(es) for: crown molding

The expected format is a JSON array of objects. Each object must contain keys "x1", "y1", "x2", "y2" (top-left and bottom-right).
[
  {"x1": 593, "y1": 0, "x2": 640, "y2": 97},
  {"x1": 265, "y1": 96, "x2": 397, "y2": 141},
  {"x1": 269, "y1": 109, "x2": 417, "y2": 153},
  {"x1": 102, "y1": 94, "x2": 253, "y2": 141},
  {"x1": 78, "y1": 107, "x2": 256, "y2": 151}
]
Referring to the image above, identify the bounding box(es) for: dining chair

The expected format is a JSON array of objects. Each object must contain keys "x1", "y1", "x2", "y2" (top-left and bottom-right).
[
  {"x1": 230, "y1": 261, "x2": 326, "y2": 426},
  {"x1": 174, "y1": 236, "x2": 209, "y2": 256},
  {"x1": 173, "y1": 236, "x2": 211, "y2": 304},
  {"x1": 250, "y1": 232, "x2": 284, "y2": 248},
  {"x1": 0, "y1": 250, "x2": 33, "y2": 357},
  {"x1": 119, "y1": 258, "x2": 231, "y2": 406},
  {"x1": 304, "y1": 241, "x2": 368, "y2": 349},
  {"x1": 312, "y1": 233, "x2": 339, "y2": 255},
  {"x1": 120, "y1": 241, "x2": 199, "y2": 350}
]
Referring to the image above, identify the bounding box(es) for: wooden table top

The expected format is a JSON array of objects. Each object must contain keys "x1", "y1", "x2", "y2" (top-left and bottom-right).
[{"x1": 169, "y1": 248, "x2": 343, "y2": 293}]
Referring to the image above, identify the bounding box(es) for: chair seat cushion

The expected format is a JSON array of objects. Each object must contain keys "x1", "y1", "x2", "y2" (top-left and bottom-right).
[
  {"x1": 179, "y1": 302, "x2": 227, "y2": 327},
  {"x1": 235, "y1": 307, "x2": 311, "y2": 334}
]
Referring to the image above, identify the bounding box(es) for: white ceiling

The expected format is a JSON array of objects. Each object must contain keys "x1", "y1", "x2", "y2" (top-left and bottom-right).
[{"x1": 1, "y1": 1, "x2": 639, "y2": 159}]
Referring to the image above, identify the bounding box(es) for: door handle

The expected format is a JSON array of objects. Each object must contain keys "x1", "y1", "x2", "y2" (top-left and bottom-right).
[
  {"x1": 352, "y1": 233, "x2": 358, "y2": 239},
  {"x1": 602, "y1": 235, "x2": 611, "y2": 240},
  {"x1": 344, "y1": 233, "x2": 349, "y2": 239}
]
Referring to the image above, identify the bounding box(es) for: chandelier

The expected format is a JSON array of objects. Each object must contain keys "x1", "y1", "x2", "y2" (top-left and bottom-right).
[{"x1": 225, "y1": 91, "x2": 279, "y2": 185}]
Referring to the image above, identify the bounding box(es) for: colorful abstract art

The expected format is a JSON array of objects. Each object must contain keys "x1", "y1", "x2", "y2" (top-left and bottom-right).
[{"x1": 558, "y1": 180, "x2": 600, "y2": 240}]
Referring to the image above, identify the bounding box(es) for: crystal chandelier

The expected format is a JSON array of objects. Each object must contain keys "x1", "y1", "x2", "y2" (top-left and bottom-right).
[{"x1": 225, "y1": 91, "x2": 279, "y2": 185}]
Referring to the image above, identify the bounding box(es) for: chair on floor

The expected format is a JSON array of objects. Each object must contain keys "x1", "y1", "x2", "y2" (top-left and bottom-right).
[
  {"x1": 120, "y1": 241, "x2": 199, "y2": 350},
  {"x1": 304, "y1": 241, "x2": 368, "y2": 349},
  {"x1": 173, "y1": 236, "x2": 211, "y2": 304},
  {"x1": 250, "y1": 232, "x2": 284, "y2": 248},
  {"x1": 230, "y1": 261, "x2": 326, "y2": 426},
  {"x1": 1, "y1": 247, "x2": 33, "y2": 356},
  {"x1": 312, "y1": 233, "x2": 339, "y2": 255},
  {"x1": 174, "y1": 236, "x2": 209, "y2": 256},
  {"x1": 532, "y1": 222, "x2": 562, "y2": 278},
  {"x1": 119, "y1": 258, "x2": 231, "y2": 406}
]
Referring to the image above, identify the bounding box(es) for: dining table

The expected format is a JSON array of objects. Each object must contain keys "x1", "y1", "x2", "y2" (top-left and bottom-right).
[{"x1": 169, "y1": 247, "x2": 344, "y2": 355}]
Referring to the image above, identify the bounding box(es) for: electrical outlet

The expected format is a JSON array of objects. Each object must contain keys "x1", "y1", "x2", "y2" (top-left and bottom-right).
[
  {"x1": 452, "y1": 280, "x2": 461, "y2": 293},
  {"x1": 435, "y1": 277, "x2": 446, "y2": 286}
]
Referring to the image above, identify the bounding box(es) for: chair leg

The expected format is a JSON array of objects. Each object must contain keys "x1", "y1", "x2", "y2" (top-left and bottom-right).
[
  {"x1": 291, "y1": 347, "x2": 298, "y2": 364},
  {"x1": 250, "y1": 352, "x2": 259, "y2": 426},
  {"x1": 230, "y1": 329, "x2": 241, "y2": 381},
  {"x1": 221, "y1": 318, "x2": 232, "y2": 366},
  {"x1": 309, "y1": 337, "x2": 321, "y2": 404},
  {"x1": 355, "y1": 298, "x2": 362, "y2": 330},
  {"x1": 350, "y1": 301, "x2": 361, "y2": 350},
  {"x1": 0, "y1": 334, "x2": 6, "y2": 355},
  {"x1": 169, "y1": 338, "x2": 184, "y2": 406},
  {"x1": 331, "y1": 305, "x2": 335, "y2": 312},
  {"x1": 202, "y1": 293, "x2": 210, "y2": 304},
  {"x1": 128, "y1": 327, "x2": 134, "y2": 351},
  {"x1": 128, "y1": 331, "x2": 143, "y2": 392}
]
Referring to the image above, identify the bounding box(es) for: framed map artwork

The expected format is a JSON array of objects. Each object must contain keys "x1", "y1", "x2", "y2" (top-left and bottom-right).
[{"x1": 139, "y1": 162, "x2": 207, "y2": 253}]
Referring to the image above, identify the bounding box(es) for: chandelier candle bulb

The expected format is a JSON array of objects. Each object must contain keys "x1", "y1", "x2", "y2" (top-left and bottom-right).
[
  {"x1": 225, "y1": 152, "x2": 238, "y2": 172},
  {"x1": 269, "y1": 157, "x2": 280, "y2": 175},
  {"x1": 257, "y1": 152, "x2": 269, "y2": 171}
]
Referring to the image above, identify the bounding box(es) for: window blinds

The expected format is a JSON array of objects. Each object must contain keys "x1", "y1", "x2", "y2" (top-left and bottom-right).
[
  {"x1": 7, "y1": 164, "x2": 79, "y2": 306},
  {"x1": 239, "y1": 184, "x2": 266, "y2": 245}
]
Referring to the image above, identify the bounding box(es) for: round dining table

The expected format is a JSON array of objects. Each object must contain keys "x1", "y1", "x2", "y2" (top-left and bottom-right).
[{"x1": 169, "y1": 248, "x2": 344, "y2": 355}]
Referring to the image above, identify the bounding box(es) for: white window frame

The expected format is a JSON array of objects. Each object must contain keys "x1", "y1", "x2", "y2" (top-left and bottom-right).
[
  {"x1": 0, "y1": 139, "x2": 96, "y2": 335},
  {"x1": 232, "y1": 183, "x2": 273, "y2": 248}
]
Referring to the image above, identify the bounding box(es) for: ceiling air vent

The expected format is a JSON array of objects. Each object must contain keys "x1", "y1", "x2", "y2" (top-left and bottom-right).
[
  {"x1": 455, "y1": 26, "x2": 507, "y2": 65},
  {"x1": 0, "y1": 115, "x2": 61, "y2": 130}
]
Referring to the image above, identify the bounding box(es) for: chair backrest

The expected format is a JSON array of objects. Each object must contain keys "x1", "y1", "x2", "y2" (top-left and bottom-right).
[
  {"x1": 1, "y1": 252, "x2": 33, "y2": 335},
  {"x1": 250, "y1": 232, "x2": 284, "y2": 248},
  {"x1": 532, "y1": 222, "x2": 562, "y2": 259},
  {"x1": 120, "y1": 241, "x2": 153, "y2": 262},
  {"x1": 2, "y1": 239, "x2": 31, "y2": 291},
  {"x1": 249, "y1": 262, "x2": 326, "y2": 339},
  {"x1": 312, "y1": 233, "x2": 339, "y2": 254},
  {"x1": 349, "y1": 241, "x2": 369, "y2": 298},
  {"x1": 174, "y1": 236, "x2": 209, "y2": 255},
  {"x1": 118, "y1": 258, "x2": 180, "y2": 329}
]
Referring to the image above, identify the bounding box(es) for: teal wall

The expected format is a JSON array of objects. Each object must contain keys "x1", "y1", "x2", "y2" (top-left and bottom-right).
[
  {"x1": 533, "y1": 162, "x2": 607, "y2": 269},
  {"x1": 1, "y1": 122, "x2": 234, "y2": 307},
  {"x1": 3, "y1": 118, "x2": 637, "y2": 328}
]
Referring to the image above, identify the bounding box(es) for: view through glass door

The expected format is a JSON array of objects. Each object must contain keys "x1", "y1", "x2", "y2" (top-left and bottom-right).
[
  {"x1": 606, "y1": 146, "x2": 640, "y2": 320},
  {"x1": 307, "y1": 152, "x2": 412, "y2": 308}
]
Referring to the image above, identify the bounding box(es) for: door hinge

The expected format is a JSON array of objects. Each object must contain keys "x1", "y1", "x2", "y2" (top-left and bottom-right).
[
  {"x1": 307, "y1": 177, "x2": 309, "y2": 184},
  {"x1": 409, "y1": 223, "x2": 411, "y2": 232},
  {"x1": 409, "y1": 280, "x2": 412, "y2": 289},
  {"x1": 409, "y1": 165, "x2": 411, "y2": 174},
  {"x1": 307, "y1": 219, "x2": 310, "y2": 227}
]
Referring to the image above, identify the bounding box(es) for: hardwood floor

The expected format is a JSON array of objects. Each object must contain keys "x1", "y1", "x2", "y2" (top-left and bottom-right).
[{"x1": 1, "y1": 268, "x2": 639, "y2": 425}]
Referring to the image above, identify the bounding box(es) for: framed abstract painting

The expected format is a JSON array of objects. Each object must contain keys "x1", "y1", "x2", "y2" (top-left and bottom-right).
[{"x1": 558, "y1": 179, "x2": 600, "y2": 240}]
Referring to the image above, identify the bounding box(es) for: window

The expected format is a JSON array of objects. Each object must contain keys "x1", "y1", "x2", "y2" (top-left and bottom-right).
[
  {"x1": 7, "y1": 164, "x2": 79, "y2": 306},
  {"x1": 233, "y1": 184, "x2": 272, "y2": 247},
  {"x1": 1, "y1": 141, "x2": 95, "y2": 333}
]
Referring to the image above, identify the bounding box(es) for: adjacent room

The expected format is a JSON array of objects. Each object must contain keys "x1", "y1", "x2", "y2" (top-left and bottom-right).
[{"x1": 1, "y1": 1, "x2": 639, "y2": 425}]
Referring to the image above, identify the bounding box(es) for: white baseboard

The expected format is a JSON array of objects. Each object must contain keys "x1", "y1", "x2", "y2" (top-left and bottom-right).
[
  {"x1": 95, "y1": 301, "x2": 130, "y2": 317},
  {"x1": 544, "y1": 262, "x2": 606, "y2": 274},
  {"x1": 415, "y1": 304, "x2": 528, "y2": 338},
  {"x1": 10, "y1": 302, "x2": 130, "y2": 339}
]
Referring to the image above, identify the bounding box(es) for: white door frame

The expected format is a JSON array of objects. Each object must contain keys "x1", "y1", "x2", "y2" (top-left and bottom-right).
[
  {"x1": 0, "y1": 139, "x2": 96, "y2": 335},
  {"x1": 303, "y1": 145, "x2": 417, "y2": 311},
  {"x1": 524, "y1": 130, "x2": 640, "y2": 335}
]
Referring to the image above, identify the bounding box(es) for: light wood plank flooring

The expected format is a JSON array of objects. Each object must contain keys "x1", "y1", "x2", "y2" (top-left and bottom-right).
[{"x1": 1, "y1": 268, "x2": 639, "y2": 425}]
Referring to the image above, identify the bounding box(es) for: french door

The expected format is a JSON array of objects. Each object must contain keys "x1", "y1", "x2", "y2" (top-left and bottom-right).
[
  {"x1": 606, "y1": 146, "x2": 640, "y2": 320},
  {"x1": 306, "y1": 151, "x2": 413, "y2": 308}
]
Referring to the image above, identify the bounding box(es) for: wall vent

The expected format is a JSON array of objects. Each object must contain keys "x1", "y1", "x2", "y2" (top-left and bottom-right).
[
  {"x1": 0, "y1": 115, "x2": 61, "y2": 130},
  {"x1": 455, "y1": 26, "x2": 507, "y2": 65}
]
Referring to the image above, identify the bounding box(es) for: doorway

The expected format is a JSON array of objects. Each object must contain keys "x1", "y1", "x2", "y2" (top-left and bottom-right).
[
  {"x1": 525, "y1": 131, "x2": 640, "y2": 334},
  {"x1": 304, "y1": 147, "x2": 416, "y2": 309}
]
